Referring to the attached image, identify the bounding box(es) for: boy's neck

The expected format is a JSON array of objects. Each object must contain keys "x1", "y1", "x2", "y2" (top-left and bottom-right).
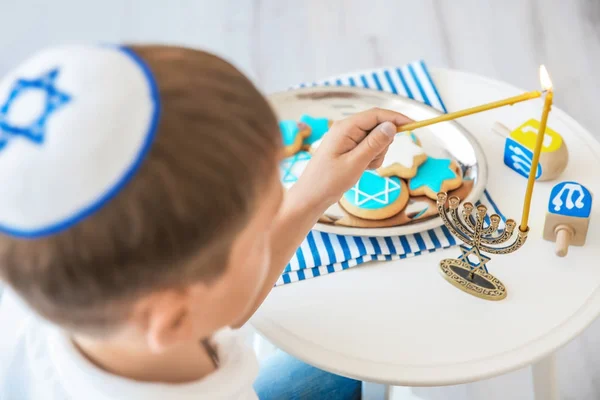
[{"x1": 73, "y1": 335, "x2": 217, "y2": 383}]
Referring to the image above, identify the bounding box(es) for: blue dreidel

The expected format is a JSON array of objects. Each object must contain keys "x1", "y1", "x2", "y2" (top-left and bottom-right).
[{"x1": 543, "y1": 181, "x2": 593, "y2": 257}]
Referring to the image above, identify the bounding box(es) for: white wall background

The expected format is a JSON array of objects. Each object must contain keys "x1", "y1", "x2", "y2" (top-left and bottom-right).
[
  {"x1": 1, "y1": 0, "x2": 599, "y2": 134},
  {"x1": 1, "y1": 0, "x2": 599, "y2": 399}
]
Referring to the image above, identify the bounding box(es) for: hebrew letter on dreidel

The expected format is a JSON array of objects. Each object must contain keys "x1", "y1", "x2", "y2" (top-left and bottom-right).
[
  {"x1": 493, "y1": 119, "x2": 568, "y2": 181},
  {"x1": 543, "y1": 181, "x2": 593, "y2": 257}
]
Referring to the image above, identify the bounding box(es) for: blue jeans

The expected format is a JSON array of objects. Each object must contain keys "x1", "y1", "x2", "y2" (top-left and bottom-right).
[{"x1": 254, "y1": 351, "x2": 361, "y2": 399}]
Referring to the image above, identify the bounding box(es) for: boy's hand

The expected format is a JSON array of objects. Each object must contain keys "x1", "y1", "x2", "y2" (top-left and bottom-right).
[
  {"x1": 292, "y1": 108, "x2": 413, "y2": 210},
  {"x1": 239, "y1": 108, "x2": 412, "y2": 326}
]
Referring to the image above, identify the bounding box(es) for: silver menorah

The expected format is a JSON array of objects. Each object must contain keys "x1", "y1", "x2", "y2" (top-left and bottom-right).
[{"x1": 436, "y1": 192, "x2": 529, "y2": 300}]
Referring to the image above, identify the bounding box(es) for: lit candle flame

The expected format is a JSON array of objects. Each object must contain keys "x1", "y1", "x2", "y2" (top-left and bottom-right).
[{"x1": 539, "y1": 65, "x2": 553, "y2": 91}]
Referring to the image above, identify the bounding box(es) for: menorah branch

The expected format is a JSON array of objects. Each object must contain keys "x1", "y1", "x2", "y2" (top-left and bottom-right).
[
  {"x1": 482, "y1": 214, "x2": 501, "y2": 235},
  {"x1": 437, "y1": 193, "x2": 474, "y2": 246},
  {"x1": 461, "y1": 202, "x2": 477, "y2": 231},
  {"x1": 479, "y1": 219, "x2": 516, "y2": 245},
  {"x1": 474, "y1": 204, "x2": 487, "y2": 237},
  {"x1": 479, "y1": 228, "x2": 528, "y2": 254},
  {"x1": 450, "y1": 207, "x2": 475, "y2": 237}
]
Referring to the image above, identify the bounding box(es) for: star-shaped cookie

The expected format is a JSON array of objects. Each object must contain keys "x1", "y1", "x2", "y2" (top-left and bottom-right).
[
  {"x1": 279, "y1": 120, "x2": 311, "y2": 158},
  {"x1": 408, "y1": 157, "x2": 463, "y2": 199},
  {"x1": 377, "y1": 132, "x2": 427, "y2": 179}
]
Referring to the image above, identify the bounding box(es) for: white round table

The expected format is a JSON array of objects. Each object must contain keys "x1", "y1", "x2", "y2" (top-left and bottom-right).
[{"x1": 251, "y1": 68, "x2": 600, "y2": 400}]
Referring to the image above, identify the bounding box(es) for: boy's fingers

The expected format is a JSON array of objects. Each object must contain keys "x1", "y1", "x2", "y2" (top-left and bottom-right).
[
  {"x1": 351, "y1": 121, "x2": 396, "y2": 166},
  {"x1": 367, "y1": 155, "x2": 386, "y2": 170},
  {"x1": 366, "y1": 143, "x2": 390, "y2": 170},
  {"x1": 344, "y1": 107, "x2": 413, "y2": 134},
  {"x1": 324, "y1": 108, "x2": 412, "y2": 155}
]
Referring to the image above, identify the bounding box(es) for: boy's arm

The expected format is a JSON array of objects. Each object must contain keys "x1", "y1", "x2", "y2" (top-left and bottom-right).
[{"x1": 234, "y1": 108, "x2": 412, "y2": 327}]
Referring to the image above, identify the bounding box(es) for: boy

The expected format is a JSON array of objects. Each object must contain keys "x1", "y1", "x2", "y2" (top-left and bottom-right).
[{"x1": 0, "y1": 44, "x2": 410, "y2": 399}]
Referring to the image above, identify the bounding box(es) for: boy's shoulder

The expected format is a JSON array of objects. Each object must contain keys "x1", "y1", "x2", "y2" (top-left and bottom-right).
[
  {"x1": 0, "y1": 323, "x2": 41, "y2": 399},
  {"x1": 0, "y1": 288, "x2": 33, "y2": 371},
  {"x1": 0, "y1": 290, "x2": 58, "y2": 399},
  {"x1": 0, "y1": 292, "x2": 260, "y2": 400}
]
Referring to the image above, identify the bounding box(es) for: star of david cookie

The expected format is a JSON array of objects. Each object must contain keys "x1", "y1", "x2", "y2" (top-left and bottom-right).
[
  {"x1": 408, "y1": 157, "x2": 463, "y2": 200},
  {"x1": 377, "y1": 132, "x2": 427, "y2": 179},
  {"x1": 299, "y1": 114, "x2": 332, "y2": 150},
  {"x1": 332, "y1": 179, "x2": 475, "y2": 228},
  {"x1": 279, "y1": 120, "x2": 311, "y2": 158},
  {"x1": 279, "y1": 151, "x2": 311, "y2": 189},
  {"x1": 339, "y1": 170, "x2": 409, "y2": 220}
]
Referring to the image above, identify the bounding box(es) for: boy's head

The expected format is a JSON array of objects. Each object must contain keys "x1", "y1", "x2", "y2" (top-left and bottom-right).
[{"x1": 0, "y1": 45, "x2": 282, "y2": 349}]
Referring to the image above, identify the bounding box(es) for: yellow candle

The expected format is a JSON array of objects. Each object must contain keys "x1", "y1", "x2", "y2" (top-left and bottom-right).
[
  {"x1": 397, "y1": 91, "x2": 542, "y2": 133},
  {"x1": 520, "y1": 66, "x2": 553, "y2": 231}
]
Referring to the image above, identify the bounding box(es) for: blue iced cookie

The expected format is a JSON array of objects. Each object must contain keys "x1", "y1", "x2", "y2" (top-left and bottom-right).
[
  {"x1": 279, "y1": 120, "x2": 311, "y2": 157},
  {"x1": 299, "y1": 114, "x2": 331, "y2": 148},
  {"x1": 409, "y1": 157, "x2": 463, "y2": 199},
  {"x1": 339, "y1": 170, "x2": 409, "y2": 220},
  {"x1": 279, "y1": 151, "x2": 311, "y2": 189}
]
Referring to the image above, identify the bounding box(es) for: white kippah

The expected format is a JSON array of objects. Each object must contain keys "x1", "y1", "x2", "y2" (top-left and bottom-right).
[{"x1": 0, "y1": 45, "x2": 159, "y2": 237}]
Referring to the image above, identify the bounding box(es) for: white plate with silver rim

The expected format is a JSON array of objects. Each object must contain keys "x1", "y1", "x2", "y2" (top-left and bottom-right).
[{"x1": 269, "y1": 86, "x2": 488, "y2": 237}]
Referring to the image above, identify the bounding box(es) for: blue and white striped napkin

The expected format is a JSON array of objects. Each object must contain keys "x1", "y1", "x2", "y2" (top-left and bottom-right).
[
  {"x1": 276, "y1": 61, "x2": 502, "y2": 286},
  {"x1": 296, "y1": 61, "x2": 446, "y2": 112}
]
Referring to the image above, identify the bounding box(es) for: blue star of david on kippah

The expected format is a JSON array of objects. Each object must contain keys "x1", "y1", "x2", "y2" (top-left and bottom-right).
[{"x1": 0, "y1": 68, "x2": 71, "y2": 150}]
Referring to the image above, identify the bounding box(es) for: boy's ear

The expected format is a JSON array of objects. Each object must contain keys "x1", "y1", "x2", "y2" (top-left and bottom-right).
[{"x1": 140, "y1": 290, "x2": 198, "y2": 353}]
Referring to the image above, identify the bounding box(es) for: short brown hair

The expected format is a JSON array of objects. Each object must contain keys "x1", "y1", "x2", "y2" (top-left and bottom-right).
[{"x1": 0, "y1": 45, "x2": 280, "y2": 333}]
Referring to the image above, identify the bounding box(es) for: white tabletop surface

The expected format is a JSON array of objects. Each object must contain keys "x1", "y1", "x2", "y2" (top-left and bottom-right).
[{"x1": 251, "y1": 67, "x2": 600, "y2": 387}]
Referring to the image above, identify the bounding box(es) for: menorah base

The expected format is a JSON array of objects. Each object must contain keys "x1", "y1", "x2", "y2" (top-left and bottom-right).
[{"x1": 439, "y1": 258, "x2": 507, "y2": 301}]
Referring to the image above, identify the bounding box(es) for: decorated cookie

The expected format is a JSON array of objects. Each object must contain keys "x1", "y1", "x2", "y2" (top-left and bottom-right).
[
  {"x1": 333, "y1": 180, "x2": 474, "y2": 228},
  {"x1": 377, "y1": 132, "x2": 427, "y2": 179},
  {"x1": 339, "y1": 170, "x2": 409, "y2": 220},
  {"x1": 279, "y1": 120, "x2": 311, "y2": 157},
  {"x1": 280, "y1": 151, "x2": 311, "y2": 189},
  {"x1": 409, "y1": 157, "x2": 463, "y2": 200},
  {"x1": 299, "y1": 114, "x2": 332, "y2": 149}
]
